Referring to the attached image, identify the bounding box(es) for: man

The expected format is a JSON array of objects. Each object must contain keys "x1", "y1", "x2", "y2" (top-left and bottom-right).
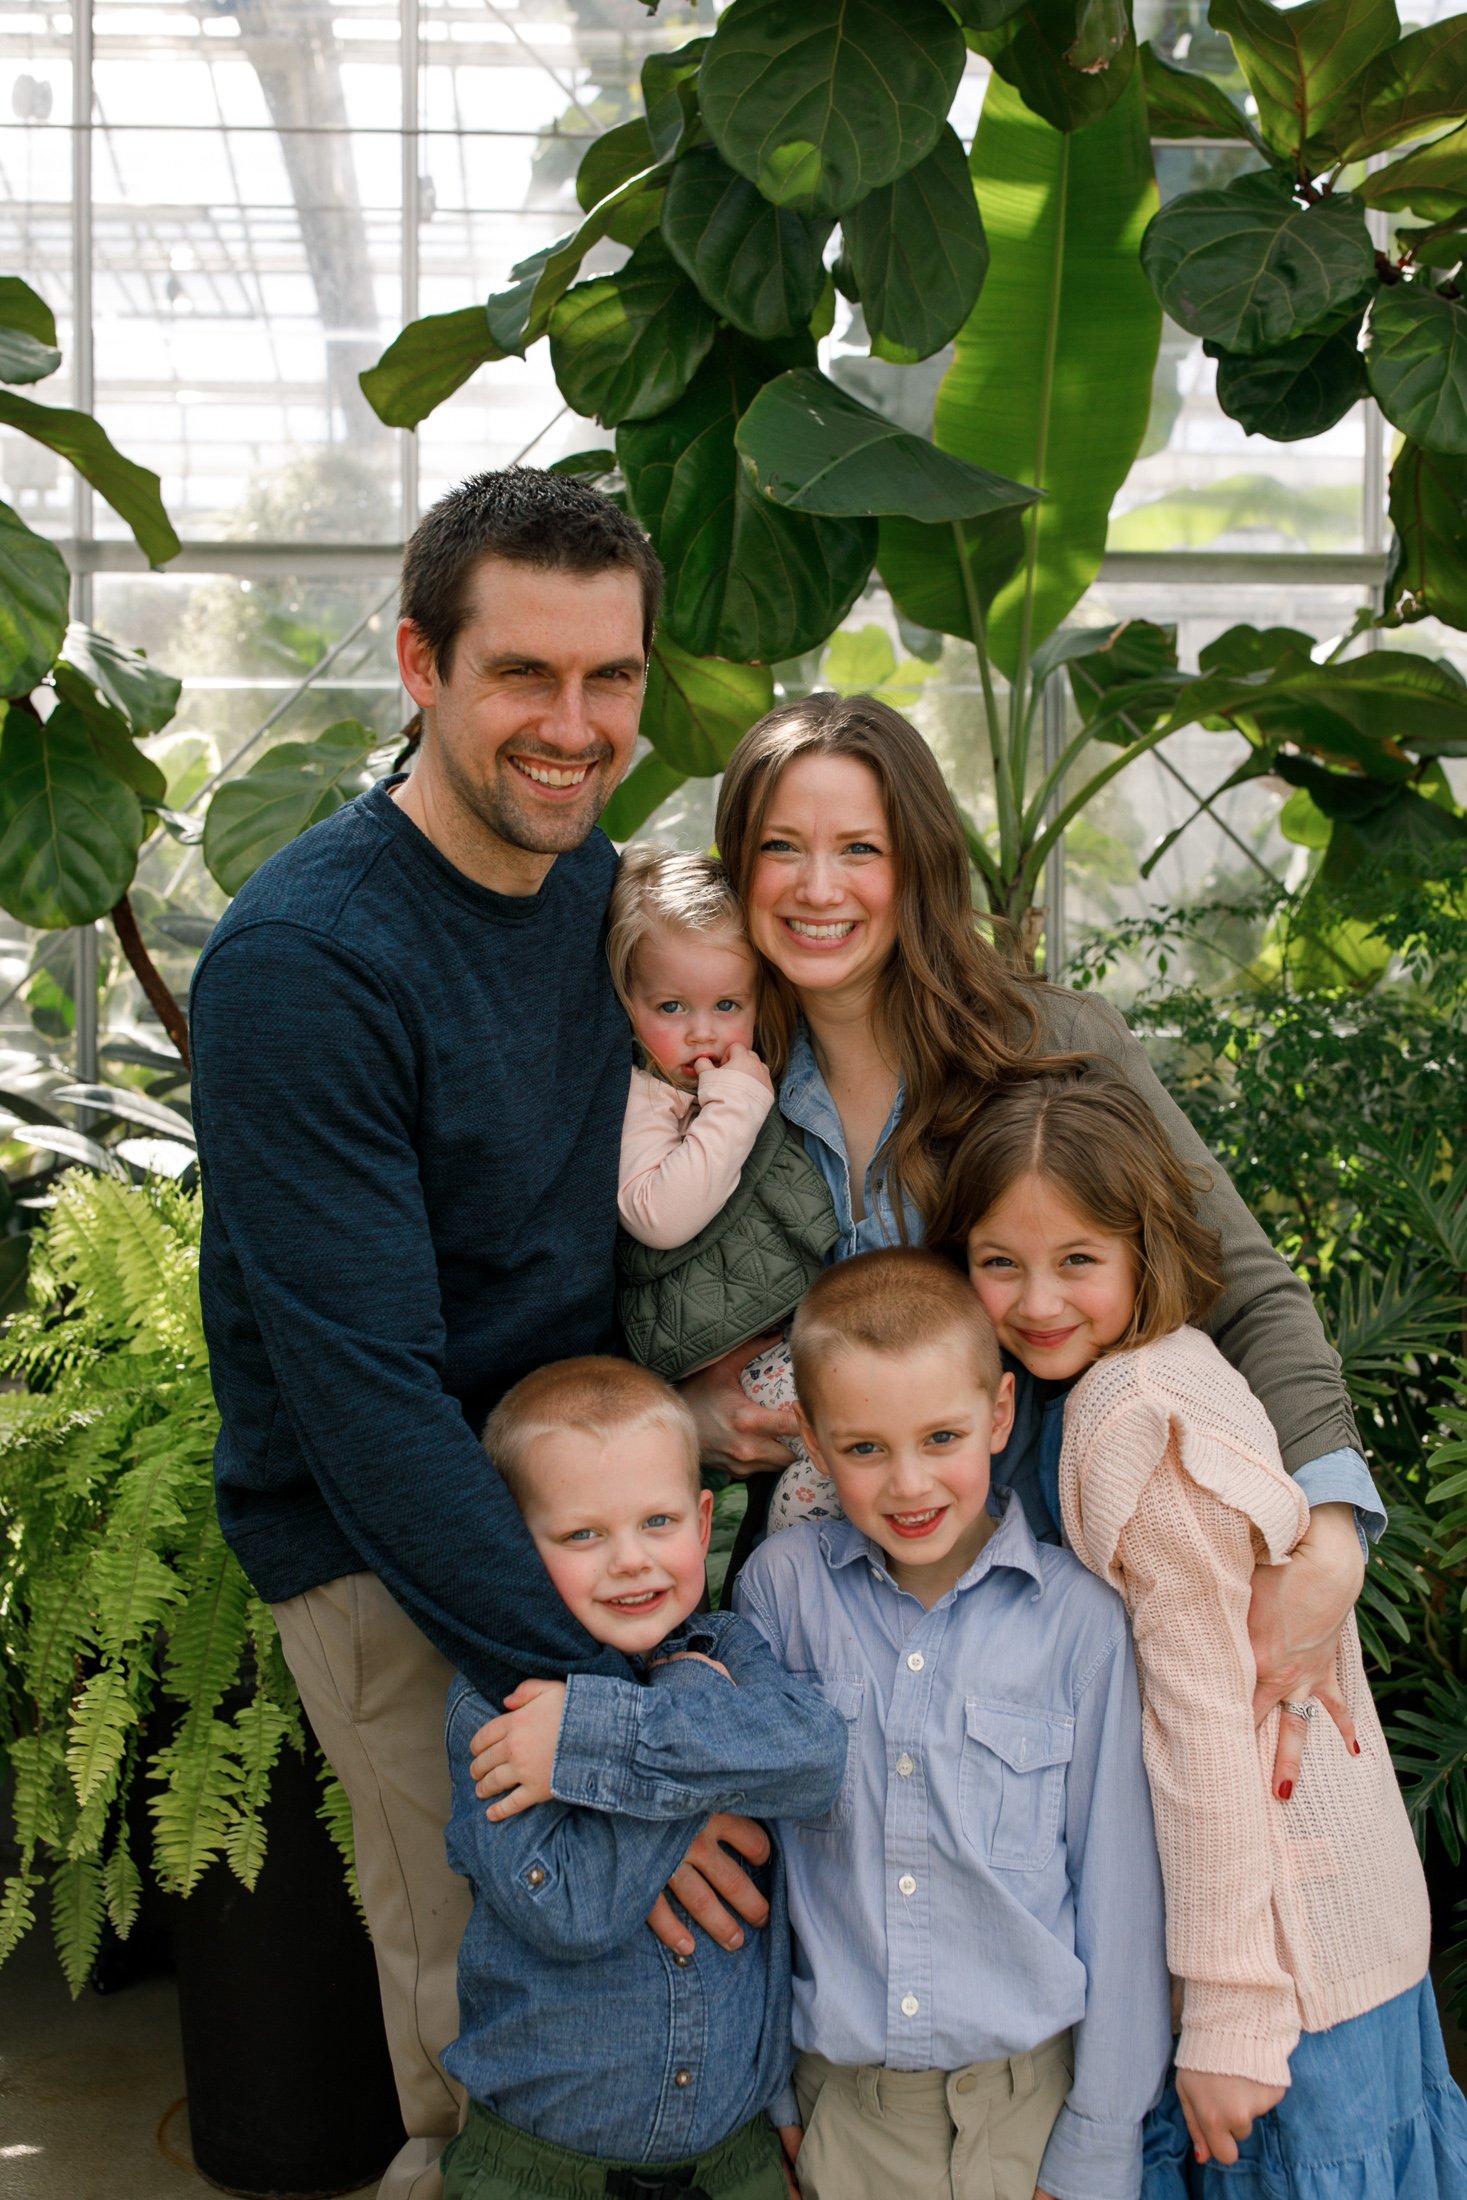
[{"x1": 191, "y1": 471, "x2": 787, "y2": 2200}]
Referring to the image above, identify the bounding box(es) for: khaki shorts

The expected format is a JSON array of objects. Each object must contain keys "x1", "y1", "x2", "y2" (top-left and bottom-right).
[{"x1": 793, "y1": 2032, "x2": 1073, "y2": 2200}]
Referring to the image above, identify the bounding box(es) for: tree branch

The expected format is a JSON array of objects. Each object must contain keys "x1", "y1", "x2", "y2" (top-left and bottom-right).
[{"x1": 110, "y1": 893, "x2": 190, "y2": 1070}]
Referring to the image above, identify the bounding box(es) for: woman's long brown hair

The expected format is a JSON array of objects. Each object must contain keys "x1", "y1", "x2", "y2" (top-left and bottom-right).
[{"x1": 715, "y1": 691, "x2": 1083, "y2": 1229}]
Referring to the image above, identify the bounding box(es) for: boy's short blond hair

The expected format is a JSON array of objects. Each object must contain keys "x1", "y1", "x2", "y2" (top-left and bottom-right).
[
  {"x1": 605, "y1": 845, "x2": 750, "y2": 1018},
  {"x1": 790, "y1": 1248, "x2": 1003, "y2": 1412},
  {"x1": 482, "y1": 1355, "x2": 701, "y2": 1507}
]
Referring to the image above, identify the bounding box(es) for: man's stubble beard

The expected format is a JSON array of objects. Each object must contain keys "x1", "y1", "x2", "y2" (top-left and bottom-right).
[{"x1": 440, "y1": 738, "x2": 624, "y2": 859}]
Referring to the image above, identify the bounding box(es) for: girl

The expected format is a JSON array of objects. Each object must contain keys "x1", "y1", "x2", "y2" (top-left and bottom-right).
[
  {"x1": 606, "y1": 846, "x2": 836, "y2": 1471},
  {"x1": 929, "y1": 1063, "x2": 1467, "y2": 2198}
]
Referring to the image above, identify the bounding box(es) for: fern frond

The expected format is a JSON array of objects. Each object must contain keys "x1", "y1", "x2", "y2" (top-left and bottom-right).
[
  {"x1": 149, "y1": 1718, "x2": 240, "y2": 1896},
  {"x1": 160, "y1": 1530, "x2": 250, "y2": 1721},
  {"x1": 50, "y1": 1855, "x2": 104, "y2": 1997},
  {"x1": 102, "y1": 1829, "x2": 141, "y2": 1939},
  {"x1": 0, "y1": 1871, "x2": 38, "y2": 1964},
  {"x1": 7, "y1": 1732, "x2": 67, "y2": 1859},
  {"x1": 17, "y1": 1572, "x2": 95, "y2": 1715},
  {"x1": 65, "y1": 1665, "x2": 135, "y2": 1809},
  {"x1": 225, "y1": 1694, "x2": 294, "y2": 1890},
  {"x1": 317, "y1": 1766, "x2": 363, "y2": 1927}
]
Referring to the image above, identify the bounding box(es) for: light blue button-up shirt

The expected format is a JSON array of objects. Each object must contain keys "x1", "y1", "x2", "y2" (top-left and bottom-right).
[
  {"x1": 734, "y1": 1495, "x2": 1172, "y2": 2200},
  {"x1": 778, "y1": 1029, "x2": 1386, "y2": 1539}
]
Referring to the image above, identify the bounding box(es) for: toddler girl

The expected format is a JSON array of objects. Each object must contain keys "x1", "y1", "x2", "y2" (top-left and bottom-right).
[
  {"x1": 607, "y1": 848, "x2": 837, "y2": 1465},
  {"x1": 929, "y1": 1064, "x2": 1467, "y2": 2199}
]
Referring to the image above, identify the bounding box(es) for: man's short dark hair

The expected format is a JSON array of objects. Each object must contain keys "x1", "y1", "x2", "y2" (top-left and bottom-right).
[{"x1": 400, "y1": 467, "x2": 664, "y2": 678}]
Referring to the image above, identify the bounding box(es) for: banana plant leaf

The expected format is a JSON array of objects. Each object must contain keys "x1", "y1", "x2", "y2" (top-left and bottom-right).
[
  {"x1": 875, "y1": 510, "x2": 1027, "y2": 641},
  {"x1": 0, "y1": 274, "x2": 61, "y2": 385},
  {"x1": 549, "y1": 236, "x2": 717, "y2": 427},
  {"x1": 1210, "y1": 0, "x2": 1399, "y2": 165},
  {"x1": 934, "y1": 72, "x2": 1159, "y2": 675},
  {"x1": 840, "y1": 125, "x2": 989, "y2": 363},
  {"x1": 698, "y1": 0, "x2": 966, "y2": 217},
  {"x1": 0, "y1": 702, "x2": 144, "y2": 927},
  {"x1": 1142, "y1": 170, "x2": 1375, "y2": 355},
  {"x1": 660, "y1": 148, "x2": 832, "y2": 343},
  {"x1": 1367, "y1": 284, "x2": 1467, "y2": 455},
  {"x1": 0, "y1": 502, "x2": 70, "y2": 696}
]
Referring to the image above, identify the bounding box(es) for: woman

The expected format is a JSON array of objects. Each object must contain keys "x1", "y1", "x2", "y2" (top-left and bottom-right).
[{"x1": 683, "y1": 691, "x2": 1381, "y2": 1783}]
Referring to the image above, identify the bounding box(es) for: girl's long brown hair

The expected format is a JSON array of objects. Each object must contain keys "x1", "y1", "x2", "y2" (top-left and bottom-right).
[{"x1": 715, "y1": 691, "x2": 1082, "y2": 1228}]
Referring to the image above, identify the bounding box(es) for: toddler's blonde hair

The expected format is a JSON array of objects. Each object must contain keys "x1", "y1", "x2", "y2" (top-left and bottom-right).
[{"x1": 606, "y1": 845, "x2": 750, "y2": 1023}]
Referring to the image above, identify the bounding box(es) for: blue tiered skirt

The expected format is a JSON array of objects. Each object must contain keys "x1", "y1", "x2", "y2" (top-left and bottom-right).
[{"x1": 1142, "y1": 1979, "x2": 1467, "y2": 2199}]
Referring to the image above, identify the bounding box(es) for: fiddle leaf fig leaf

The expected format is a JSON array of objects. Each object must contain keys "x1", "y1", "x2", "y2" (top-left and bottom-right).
[
  {"x1": 875, "y1": 509, "x2": 1028, "y2": 642},
  {"x1": 1141, "y1": 168, "x2": 1375, "y2": 356},
  {"x1": 617, "y1": 330, "x2": 875, "y2": 662},
  {"x1": 640, "y1": 634, "x2": 775, "y2": 775},
  {"x1": 1066, "y1": 0, "x2": 1131, "y2": 75},
  {"x1": 1138, "y1": 44, "x2": 1260, "y2": 144},
  {"x1": 0, "y1": 392, "x2": 179, "y2": 567},
  {"x1": 1384, "y1": 438, "x2": 1467, "y2": 628},
  {"x1": 698, "y1": 0, "x2": 966, "y2": 217},
  {"x1": 1367, "y1": 283, "x2": 1467, "y2": 454},
  {"x1": 735, "y1": 368, "x2": 1041, "y2": 521},
  {"x1": 1209, "y1": 312, "x2": 1369, "y2": 440},
  {"x1": 972, "y1": 0, "x2": 1138, "y2": 134},
  {"x1": 841, "y1": 125, "x2": 989, "y2": 363},
  {"x1": 1210, "y1": 0, "x2": 1399, "y2": 165},
  {"x1": 599, "y1": 753, "x2": 688, "y2": 841},
  {"x1": 574, "y1": 120, "x2": 664, "y2": 247},
  {"x1": 486, "y1": 163, "x2": 668, "y2": 357},
  {"x1": 360, "y1": 306, "x2": 504, "y2": 430},
  {"x1": 1362, "y1": 120, "x2": 1467, "y2": 224},
  {"x1": 549, "y1": 235, "x2": 717, "y2": 427},
  {"x1": 0, "y1": 701, "x2": 144, "y2": 928},
  {"x1": 203, "y1": 721, "x2": 379, "y2": 898},
  {"x1": 0, "y1": 500, "x2": 70, "y2": 695},
  {"x1": 55, "y1": 625, "x2": 181, "y2": 737},
  {"x1": 661, "y1": 147, "x2": 833, "y2": 343},
  {"x1": 642, "y1": 37, "x2": 710, "y2": 162},
  {"x1": 1312, "y1": 14, "x2": 1467, "y2": 165}
]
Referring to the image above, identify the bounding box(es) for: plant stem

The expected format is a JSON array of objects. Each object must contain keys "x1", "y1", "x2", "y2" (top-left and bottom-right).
[
  {"x1": 952, "y1": 520, "x2": 1017, "y2": 876},
  {"x1": 1009, "y1": 133, "x2": 1070, "y2": 753},
  {"x1": 110, "y1": 894, "x2": 190, "y2": 1070}
]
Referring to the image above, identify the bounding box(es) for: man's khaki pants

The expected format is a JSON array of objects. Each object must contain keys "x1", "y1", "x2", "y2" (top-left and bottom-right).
[
  {"x1": 793, "y1": 2034, "x2": 1073, "y2": 2200},
  {"x1": 272, "y1": 1573, "x2": 473, "y2": 2200}
]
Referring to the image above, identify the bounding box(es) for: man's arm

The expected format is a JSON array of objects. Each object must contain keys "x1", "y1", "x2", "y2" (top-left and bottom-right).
[
  {"x1": 1034, "y1": 1617, "x2": 1172, "y2": 2200},
  {"x1": 192, "y1": 925, "x2": 627, "y2": 1702}
]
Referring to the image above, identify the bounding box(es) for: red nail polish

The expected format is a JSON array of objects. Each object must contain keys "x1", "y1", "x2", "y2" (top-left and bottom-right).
[
  {"x1": 1194, "y1": 2148, "x2": 1206, "y2": 2165},
  {"x1": 1278, "y1": 1779, "x2": 1293, "y2": 1801},
  {"x1": 1352, "y1": 1741, "x2": 1361, "y2": 1756}
]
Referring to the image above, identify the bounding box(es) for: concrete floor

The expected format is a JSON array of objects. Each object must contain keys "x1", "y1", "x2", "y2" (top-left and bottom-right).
[{"x1": 2, "y1": 1899, "x2": 1464, "y2": 2198}]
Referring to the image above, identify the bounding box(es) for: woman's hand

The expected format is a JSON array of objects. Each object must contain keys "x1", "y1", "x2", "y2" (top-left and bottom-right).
[
  {"x1": 777, "y1": 2123, "x2": 802, "y2": 2198},
  {"x1": 679, "y1": 1337, "x2": 799, "y2": 1477},
  {"x1": 1248, "y1": 1501, "x2": 1362, "y2": 1800},
  {"x1": 645, "y1": 1811, "x2": 772, "y2": 1955},
  {"x1": 1176, "y1": 2069, "x2": 1286, "y2": 2165},
  {"x1": 469, "y1": 1678, "x2": 567, "y2": 1821}
]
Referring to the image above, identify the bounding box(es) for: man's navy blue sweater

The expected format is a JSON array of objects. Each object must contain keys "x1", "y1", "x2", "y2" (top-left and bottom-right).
[{"x1": 190, "y1": 778, "x2": 633, "y2": 1700}]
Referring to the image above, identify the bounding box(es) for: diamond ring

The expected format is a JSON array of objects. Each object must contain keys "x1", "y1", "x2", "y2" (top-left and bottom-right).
[{"x1": 1282, "y1": 1699, "x2": 1317, "y2": 1720}]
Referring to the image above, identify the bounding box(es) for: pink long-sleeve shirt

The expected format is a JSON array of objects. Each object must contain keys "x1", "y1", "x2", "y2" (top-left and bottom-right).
[
  {"x1": 1060, "y1": 1326, "x2": 1430, "y2": 2088},
  {"x1": 617, "y1": 1063, "x2": 775, "y2": 1251}
]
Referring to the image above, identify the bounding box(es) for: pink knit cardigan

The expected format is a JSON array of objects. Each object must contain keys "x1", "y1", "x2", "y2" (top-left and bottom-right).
[{"x1": 1060, "y1": 1326, "x2": 1430, "y2": 2087}]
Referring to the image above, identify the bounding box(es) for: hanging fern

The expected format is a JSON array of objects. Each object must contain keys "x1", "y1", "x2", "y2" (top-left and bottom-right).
[{"x1": 0, "y1": 1172, "x2": 354, "y2": 1991}]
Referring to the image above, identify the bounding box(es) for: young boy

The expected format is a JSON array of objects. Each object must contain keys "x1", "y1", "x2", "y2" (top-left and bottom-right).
[
  {"x1": 734, "y1": 1249, "x2": 1171, "y2": 2200},
  {"x1": 437, "y1": 1355, "x2": 848, "y2": 2200}
]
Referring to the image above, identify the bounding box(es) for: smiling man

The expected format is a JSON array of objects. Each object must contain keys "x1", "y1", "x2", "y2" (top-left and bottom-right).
[{"x1": 190, "y1": 472, "x2": 679, "y2": 2200}]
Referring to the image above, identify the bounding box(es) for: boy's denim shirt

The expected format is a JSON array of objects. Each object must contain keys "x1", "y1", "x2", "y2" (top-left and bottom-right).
[
  {"x1": 734, "y1": 1492, "x2": 1173, "y2": 2200},
  {"x1": 441, "y1": 1608, "x2": 847, "y2": 2162}
]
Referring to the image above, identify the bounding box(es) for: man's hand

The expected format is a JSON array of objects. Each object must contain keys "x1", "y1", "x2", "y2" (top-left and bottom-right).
[
  {"x1": 469, "y1": 1678, "x2": 567, "y2": 1821},
  {"x1": 777, "y1": 2124, "x2": 802, "y2": 2198},
  {"x1": 1249, "y1": 1501, "x2": 1362, "y2": 1800},
  {"x1": 645, "y1": 1812, "x2": 772, "y2": 1956},
  {"x1": 680, "y1": 1337, "x2": 799, "y2": 1477},
  {"x1": 1176, "y1": 2069, "x2": 1286, "y2": 2166}
]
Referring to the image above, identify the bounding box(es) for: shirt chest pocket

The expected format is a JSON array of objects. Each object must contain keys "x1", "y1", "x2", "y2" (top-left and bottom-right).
[
  {"x1": 798, "y1": 1674, "x2": 864, "y2": 1834},
  {"x1": 958, "y1": 1699, "x2": 1074, "y2": 1872}
]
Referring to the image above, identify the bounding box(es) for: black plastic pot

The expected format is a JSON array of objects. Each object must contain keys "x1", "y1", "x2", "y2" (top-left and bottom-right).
[{"x1": 172, "y1": 1739, "x2": 406, "y2": 2197}]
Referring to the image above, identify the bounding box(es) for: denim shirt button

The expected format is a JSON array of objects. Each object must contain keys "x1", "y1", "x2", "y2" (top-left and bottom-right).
[
  {"x1": 674, "y1": 2069, "x2": 692, "y2": 2088},
  {"x1": 674, "y1": 1953, "x2": 691, "y2": 1967},
  {"x1": 525, "y1": 1867, "x2": 546, "y2": 1888}
]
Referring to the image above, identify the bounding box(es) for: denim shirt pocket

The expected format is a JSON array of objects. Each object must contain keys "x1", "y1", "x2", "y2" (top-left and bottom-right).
[
  {"x1": 799, "y1": 1674, "x2": 864, "y2": 1833},
  {"x1": 959, "y1": 1698, "x2": 1074, "y2": 1871}
]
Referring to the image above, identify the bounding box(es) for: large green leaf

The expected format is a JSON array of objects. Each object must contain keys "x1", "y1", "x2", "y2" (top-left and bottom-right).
[
  {"x1": 1138, "y1": 44, "x2": 1259, "y2": 142},
  {"x1": 1166, "y1": 648, "x2": 1467, "y2": 760},
  {"x1": 549, "y1": 236, "x2": 717, "y2": 428},
  {"x1": 1315, "y1": 15, "x2": 1467, "y2": 165},
  {"x1": 1367, "y1": 284, "x2": 1467, "y2": 454},
  {"x1": 641, "y1": 635, "x2": 775, "y2": 774},
  {"x1": 360, "y1": 306, "x2": 504, "y2": 431},
  {"x1": 661, "y1": 147, "x2": 832, "y2": 343},
  {"x1": 736, "y1": 368, "x2": 1041, "y2": 520},
  {"x1": 698, "y1": 0, "x2": 966, "y2": 217},
  {"x1": 486, "y1": 164, "x2": 668, "y2": 357},
  {"x1": 0, "y1": 702, "x2": 143, "y2": 927},
  {"x1": 618, "y1": 331, "x2": 875, "y2": 661},
  {"x1": 876, "y1": 510, "x2": 1027, "y2": 640},
  {"x1": 600, "y1": 753, "x2": 688, "y2": 841},
  {"x1": 1385, "y1": 438, "x2": 1467, "y2": 627},
  {"x1": 575, "y1": 120, "x2": 664, "y2": 246},
  {"x1": 1210, "y1": 0, "x2": 1399, "y2": 164},
  {"x1": 972, "y1": 0, "x2": 1138, "y2": 134},
  {"x1": 0, "y1": 393, "x2": 179, "y2": 568},
  {"x1": 1141, "y1": 168, "x2": 1375, "y2": 355},
  {"x1": 1208, "y1": 311, "x2": 1369, "y2": 440},
  {"x1": 643, "y1": 37, "x2": 711, "y2": 162},
  {"x1": 0, "y1": 502, "x2": 70, "y2": 695},
  {"x1": 841, "y1": 126, "x2": 989, "y2": 363},
  {"x1": 62, "y1": 706, "x2": 168, "y2": 804},
  {"x1": 936, "y1": 73, "x2": 1160, "y2": 674},
  {"x1": 0, "y1": 276, "x2": 61, "y2": 386},
  {"x1": 54, "y1": 624, "x2": 180, "y2": 737},
  {"x1": 1362, "y1": 121, "x2": 1467, "y2": 223},
  {"x1": 203, "y1": 721, "x2": 379, "y2": 897}
]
